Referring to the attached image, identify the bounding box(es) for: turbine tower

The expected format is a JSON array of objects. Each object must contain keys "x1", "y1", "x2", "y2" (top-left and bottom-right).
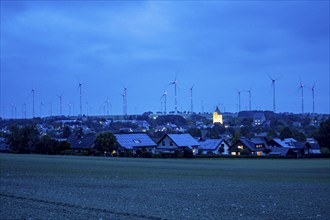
[
  {"x1": 248, "y1": 89, "x2": 252, "y2": 111},
  {"x1": 58, "y1": 95, "x2": 62, "y2": 116},
  {"x1": 299, "y1": 80, "x2": 305, "y2": 114},
  {"x1": 78, "y1": 83, "x2": 82, "y2": 116},
  {"x1": 68, "y1": 103, "x2": 72, "y2": 116},
  {"x1": 170, "y1": 77, "x2": 178, "y2": 114},
  {"x1": 236, "y1": 90, "x2": 241, "y2": 112},
  {"x1": 40, "y1": 102, "x2": 45, "y2": 117},
  {"x1": 10, "y1": 103, "x2": 14, "y2": 119},
  {"x1": 269, "y1": 77, "x2": 278, "y2": 113},
  {"x1": 106, "y1": 97, "x2": 110, "y2": 116},
  {"x1": 312, "y1": 83, "x2": 315, "y2": 114},
  {"x1": 31, "y1": 88, "x2": 35, "y2": 118},
  {"x1": 190, "y1": 84, "x2": 194, "y2": 114},
  {"x1": 122, "y1": 88, "x2": 127, "y2": 116},
  {"x1": 23, "y1": 103, "x2": 27, "y2": 119},
  {"x1": 161, "y1": 91, "x2": 167, "y2": 115}
]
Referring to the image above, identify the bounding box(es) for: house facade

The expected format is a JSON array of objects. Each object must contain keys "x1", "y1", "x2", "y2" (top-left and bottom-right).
[
  {"x1": 157, "y1": 133, "x2": 200, "y2": 155},
  {"x1": 229, "y1": 138, "x2": 268, "y2": 156},
  {"x1": 114, "y1": 133, "x2": 157, "y2": 152},
  {"x1": 198, "y1": 139, "x2": 230, "y2": 155}
]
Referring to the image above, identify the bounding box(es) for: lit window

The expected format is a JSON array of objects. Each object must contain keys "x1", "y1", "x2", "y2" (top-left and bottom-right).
[
  {"x1": 238, "y1": 145, "x2": 243, "y2": 149},
  {"x1": 257, "y1": 152, "x2": 262, "y2": 156},
  {"x1": 231, "y1": 152, "x2": 236, "y2": 156},
  {"x1": 256, "y1": 144, "x2": 262, "y2": 148}
]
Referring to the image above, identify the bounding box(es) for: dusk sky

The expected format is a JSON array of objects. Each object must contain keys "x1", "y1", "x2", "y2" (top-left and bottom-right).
[{"x1": 1, "y1": 0, "x2": 329, "y2": 118}]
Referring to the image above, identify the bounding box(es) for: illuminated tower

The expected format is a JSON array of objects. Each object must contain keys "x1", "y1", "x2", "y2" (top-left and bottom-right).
[{"x1": 213, "y1": 106, "x2": 223, "y2": 124}]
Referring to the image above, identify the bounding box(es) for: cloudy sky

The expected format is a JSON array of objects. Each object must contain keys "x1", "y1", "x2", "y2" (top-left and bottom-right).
[{"x1": 1, "y1": 0, "x2": 329, "y2": 118}]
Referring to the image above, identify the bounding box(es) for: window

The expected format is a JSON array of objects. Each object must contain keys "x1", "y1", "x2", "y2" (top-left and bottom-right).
[
  {"x1": 170, "y1": 141, "x2": 173, "y2": 146},
  {"x1": 237, "y1": 145, "x2": 243, "y2": 149},
  {"x1": 256, "y1": 144, "x2": 262, "y2": 148},
  {"x1": 257, "y1": 152, "x2": 262, "y2": 156},
  {"x1": 231, "y1": 152, "x2": 236, "y2": 156},
  {"x1": 162, "y1": 141, "x2": 165, "y2": 146}
]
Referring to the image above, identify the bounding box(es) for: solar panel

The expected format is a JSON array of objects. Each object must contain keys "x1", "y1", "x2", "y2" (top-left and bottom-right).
[{"x1": 115, "y1": 133, "x2": 156, "y2": 149}]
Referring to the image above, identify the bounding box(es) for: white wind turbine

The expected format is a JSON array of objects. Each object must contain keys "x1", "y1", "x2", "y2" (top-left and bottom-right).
[
  {"x1": 160, "y1": 90, "x2": 167, "y2": 115},
  {"x1": 170, "y1": 77, "x2": 178, "y2": 114},
  {"x1": 190, "y1": 84, "x2": 195, "y2": 114}
]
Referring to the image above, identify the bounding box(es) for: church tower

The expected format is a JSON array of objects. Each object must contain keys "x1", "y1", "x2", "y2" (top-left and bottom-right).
[{"x1": 213, "y1": 106, "x2": 223, "y2": 124}]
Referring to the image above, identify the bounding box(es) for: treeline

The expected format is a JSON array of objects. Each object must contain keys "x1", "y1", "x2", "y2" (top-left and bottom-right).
[{"x1": 6, "y1": 125, "x2": 70, "y2": 154}]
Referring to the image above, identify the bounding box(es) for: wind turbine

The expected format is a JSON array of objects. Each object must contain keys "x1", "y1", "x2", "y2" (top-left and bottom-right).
[
  {"x1": 10, "y1": 103, "x2": 14, "y2": 119},
  {"x1": 160, "y1": 91, "x2": 167, "y2": 115},
  {"x1": 298, "y1": 80, "x2": 305, "y2": 114},
  {"x1": 243, "y1": 88, "x2": 252, "y2": 111},
  {"x1": 236, "y1": 89, "x2": 241, "y2": 112},
  {"x1": 31, "y1": 88, "x2": 35, "y2": 118},
  {"x1": 248, "y1": 88, "x2": 252, "y2": 111},
  {"x1": 68, "y1": 103, "x2": 72, "y2": 116},
  {"x1": 58, "y1": 95, "x2": 63, "y2": 116},
  {"x1": 49, "y1": 102, "x2": 53, "y2": 117},
  {"x1": 121, "y1": 88, "x2": 127, "y2": 116},
  {"x1": 170, "y1": 77, "x2": 178, "y2": 114},
  {"x1": 312, "y1": 83, "x2": 315, "y2": 114},
  {"x1": 40, "y1": 102, "x2": 46, "y2": 118},
  {"x1": 78, "y1": 83, "x2": 82, "y2": 116},
  {"x1": 190, "y1": 84, "x2": 194, "y2": 114},
  {"x1": 23, "y1": 103, "x2": 27, "y2": 119},
  {"x1": 105, "y1": 97, "x2": 110, "y2": 116},
  {"x1": 269, "y1": 76, "x2": 278, "y2": 113}
]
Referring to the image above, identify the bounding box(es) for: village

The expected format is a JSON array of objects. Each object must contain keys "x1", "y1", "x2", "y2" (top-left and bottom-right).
[{"x1": 1, "y1": 108, "x2": 329, "y2": 158}]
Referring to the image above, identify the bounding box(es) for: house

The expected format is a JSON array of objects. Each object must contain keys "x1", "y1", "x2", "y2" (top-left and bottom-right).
[
  {"x1": 268, "y1": 147, "x2": 295, "y2": 157},
  {"x1": 67, "y1": 133, "x2": 96, "y2": 152},
  {"x1": 157, "y1": 133, "x2": 200, "y2": 155},
  {"x1": 253, "y1": 112, "x2": 266, "y2": 126},
  {"x1": 267, "y1": 138, "x2": 321, "y2": 157},
  {"x1": 198, "y1": 139, "x2": 230, "y2": 155},
  {"x1": 304, "y1": 138, "x2": 321, "y2": 154},
  {"x1": 114, "y1": 133, "x2": 156, "y2": 152},
  {"x1": 229, "y1": 137, "x2": 269, "y2": 156},
  {"x1": 268, "y1": 138, "x2": 297, "y2": 148}
]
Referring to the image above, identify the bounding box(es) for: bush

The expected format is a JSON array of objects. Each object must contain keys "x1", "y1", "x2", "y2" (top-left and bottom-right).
[
  {"x1": 174, "y1": 149, "x2": 183, "y2": 158},
  {"x1": 320, "y1": 147, "x2": 330, "y2": 154},
  {"x1": 64, "y1": 150, "x2": 73, "y2": 155},
  {"x1": 183, "y1": 148, "x2": 194, "y2": 158}
]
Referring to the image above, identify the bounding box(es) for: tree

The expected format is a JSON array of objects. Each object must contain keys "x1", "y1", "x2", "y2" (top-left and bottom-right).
[
  {"x1": 240, "y1": 126, "x2": 252, "y2": 138},
  {"x1": 315, "y1": 119, "x2": 330, "y2": 150},
  {"x1": 7, "y1": 125, "x2": 40, "y2": 153},
  {"x1": 62, "y1": 126, "x2": 72, "y2": 138},
  {"x1": 95, "y1": 132, "x2": 118, "y2": 155},
  {"x1": 187, "y1": 128, "x2": 201, "y2": 138},
  {"x1": 267, "y1": 129, "x2": 278, "y2": 138},
  {"x1": 280, "y1": 127, "x2": 293, "y2": 139},
  {"x1": 231, "y1": 131, "x2": 241, "y2": 145}
]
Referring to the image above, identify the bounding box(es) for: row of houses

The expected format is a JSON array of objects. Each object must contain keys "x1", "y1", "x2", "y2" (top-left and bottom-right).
[{"x1": 67, "y1": 133, "x2": 321, "y2": 157}]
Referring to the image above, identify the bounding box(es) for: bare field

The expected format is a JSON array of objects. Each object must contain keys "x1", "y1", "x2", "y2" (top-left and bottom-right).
[{"x1": 1, "y1": 154, "x2": 329, "y2": 219}]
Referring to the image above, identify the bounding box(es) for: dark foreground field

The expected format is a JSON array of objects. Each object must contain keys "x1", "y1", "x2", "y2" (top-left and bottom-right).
[{"x1": 0, "y1": 154, "x2": 329, "y2": 220}]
